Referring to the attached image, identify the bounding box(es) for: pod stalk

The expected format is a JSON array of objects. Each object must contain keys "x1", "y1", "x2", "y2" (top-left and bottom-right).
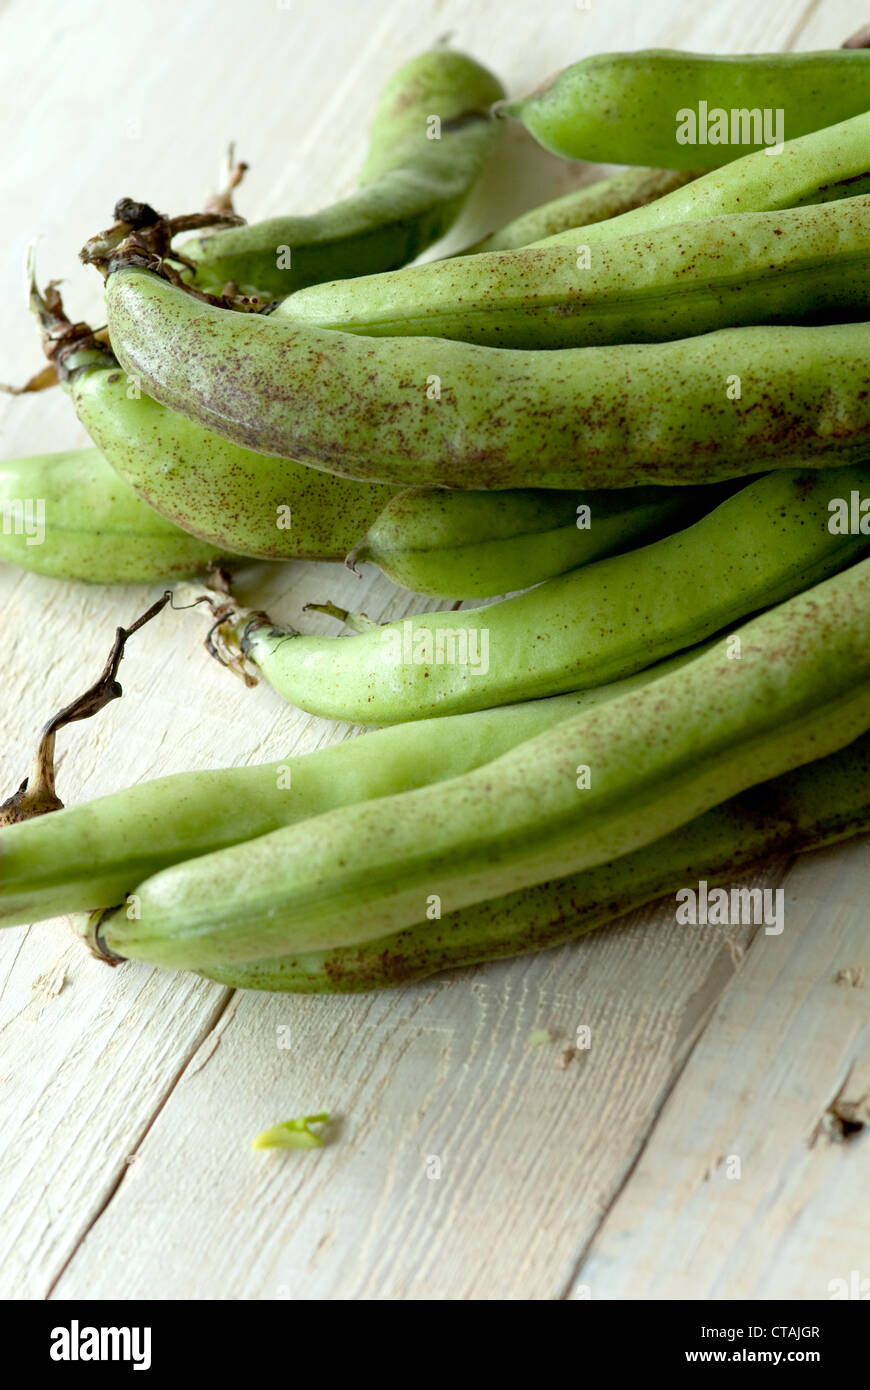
[
  {"x1": 24, "y1": 247, "x2": 116, "y2": 384},
  {"x1": 202, "y1": 142, "x2": 249, "y2": 217},
  {"x1": 0, "y1": 593, "x2": 171, "y2": 826},
  {"x1": 80, "y1": 203, "x2": 270, "y2": 312},
  {"x1": 303, "y1": 602, "x2": 379, "y2": 634},
  {"x1": 172, "y1": 574, "x2": 269, "y2": 686},
  {"x1": 74, "y1": 908, "x2": 127, "y2": 966}
]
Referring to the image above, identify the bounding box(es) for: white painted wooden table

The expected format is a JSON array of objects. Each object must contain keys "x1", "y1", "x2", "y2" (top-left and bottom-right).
[{"x1": 1, "y1": 0, "x2": 867, "y2": 1301}]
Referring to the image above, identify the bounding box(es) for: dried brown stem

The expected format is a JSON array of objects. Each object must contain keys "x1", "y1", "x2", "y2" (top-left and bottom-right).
[
  {"x1": 203, "y1": 142, "x2": 249, "y2": 216},
  {"x1": 77, "y1": 199, "x2": 267, "y2": 310},
  {"x1": 0, "y1": 594, "x2": 171, "y2": 826},
  {"x1": 0, "y1": 362, "x2": 59, "y2": 395},
  {"x1": 15, "y1": 248, "x2": 116, "y2": 386},
  {"x1": 171, "y1": 570, "x2": 262, "y2": 686}
]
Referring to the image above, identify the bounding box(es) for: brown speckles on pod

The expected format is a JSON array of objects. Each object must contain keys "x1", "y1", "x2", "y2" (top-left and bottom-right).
[
  {"x1": 209, "y1": 470, "x2": 870, "y2": 725},
  {"x1": 105, "y1": 266, "x2": 870, "y2": 491},
  {"x1": 182, "y1": 49, "x2": 505, "y2": 299},
  {"x1": 277, "y1": 194, "x2": 870, "y2": 354},
  {"x1": 108, "y1": 558, "x2": 870, "y2": 975}
]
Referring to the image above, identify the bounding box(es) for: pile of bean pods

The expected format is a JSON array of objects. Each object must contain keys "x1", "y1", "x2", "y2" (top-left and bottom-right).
[{"x1": 3, "y1": 38, "x2": 870, "y2": 992}]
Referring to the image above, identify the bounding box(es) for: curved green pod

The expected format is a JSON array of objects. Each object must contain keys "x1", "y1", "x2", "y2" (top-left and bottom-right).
[
  {"x1": 534, "y1": 109, "x2": 870, "y2": 250},
  {"x1": 101, "y1": 265, "x2": 870, "y2": 490},
  {"x1": 211, "y1": 469, "x2": 870, "y2": 723},
  {"x1": 39, "y1": 298, "x2": 728, "y2": 591},
  {"x1": 95, "y1": 555, "x2": 870, "y2": 969},
  {"x1": 2, "y1": 667, "x2": 674, "y2": 930},
  {"x1": 463, "y1": 166, "x2": 700, "y2": 253},
  {"x1": 70, "y1": 374, "x2": 721, "y2": 594},
  {"x1": 0, "y1": 447, "x2": 221, "y2": 583},
  {"x1": 497, "y1": 49, "x2": 870, "y2": 169},
  {"x1": 67, "y1": 354, "x2": 396, "y2": 560},
  {"x1": 182, "y1": 49, "x2": 504, "y2": 298},
  {"x1": 26, "y1": 255, "x2": 396, "y2": 561},
  {"x1": 200, "y1": 729, "x2": 870, "y2": 992},
  {"x1": 278, "y1": 194, "x2": 870, "y2": 349},
  {"x1": 31, "y1": 285, "x2": 720, "y2": 585},
  {"x1": 350, "y1": 480, "x2": 733, "y2": 598}
]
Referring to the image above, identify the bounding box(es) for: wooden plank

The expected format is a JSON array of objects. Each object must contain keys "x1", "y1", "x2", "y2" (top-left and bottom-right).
[
  {"x1": 49, "y1": 874, "x2": 767, "y2": 1300},
  {"x1": 569, "y1": 839, "x2": 870, "y2": 1300},
  {"x1": 0, "y1": 0, "x2": 866, "y2": 1301},
  {"x1": 0, "y1": 927, "x2": 229, "y2": 1298}
]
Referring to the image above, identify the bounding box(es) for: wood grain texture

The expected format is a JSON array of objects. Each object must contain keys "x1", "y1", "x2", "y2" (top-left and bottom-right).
[
  {"x1": 571, "y1": 839, "x2": 870, "y2": 1301},
  {"x1": 0, "y1": 0, "x2": 867, "y2": 1300}
]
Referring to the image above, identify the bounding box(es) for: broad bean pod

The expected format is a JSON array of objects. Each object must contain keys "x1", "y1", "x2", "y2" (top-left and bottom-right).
[
  {"x1": 202, "y1": 469, "x2": 870, "y2": 723},
  {"x1": 42, "y1": 315, "x2": 725, "y2": 595},
  {"x1": 36, "y1": 292, "x2": 396, "y2": 559},
  {"x1": 2, "y1": 666, "x2": 677, "y2": 929},
  {"x1": 351, "y1": 479, "x2": 734, "y2": 598},
  {"x1": 34, "y1": 272, "x2": 722, "y2": 587},
  {"x1": 70, "y1": 354, "x2": 396, "y2": 560},
  {"x1": 182, "y1": 48, "x2": 504, "y2": 298},
  {"x1": 463, "y1": 166, "x2": 700, "y2": 253},
  {"x1": 92, "y1": 555, "x2": 870, "y2": 969},
  {"x1": 71, "y1": 379, "x2": 719, "y2": 595},
  {"x1": 0, "y1": 447, "x2": 221, "y2": 582},
  {"x1": 278, "y1": 194, "x2": 870, "y2": 349},
  {"x1": 534, "y1": 109, "x2": 870, "y2": 249},
  {"x1": 99, "y1": 264, "x2": 870, "y2": 489},
  {"x1": 201, "y1": 731, "x2": 870, "y2": 992},
  {"x1": 497, "y1": 49, "x2": 870, "y2": 168}
]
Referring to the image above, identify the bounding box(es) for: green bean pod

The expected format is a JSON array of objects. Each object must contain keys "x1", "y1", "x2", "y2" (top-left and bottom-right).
[
  {"x1": 53, "y1": 342, "x2": 396, "y2": 561},
  {"x1": 182, "y1": 49, "x2": 504, "y2": 298},
  {"x1": 93, "y1": 555, "x2": 870, "y2": 970},
  {"x1": 534, "y1": 109, "x2": 870, "y2": 249},
  {"x1": 0, "y1": 447, "x2": 221, "y2": 582},
  {"x1": 497, "y1": 49, "x2": 870, "y2": 168},
  {"x1": 350, "y1": 480, "x2": 734, "y2": 598},
  {"x1": 45, "y1": 316, "x2": 728, "y2": 594},
  {"x1": 463, "y1": 166, "x2": 701, "y2": 253},
  {"x1": 100, "y1": 264, "x2": 870, "y2": 489},
  {"x1": 33, "y1": 283, "x2": 723, "y2": 587},
  {"x1": 3, "y1": 666, "x2": 679, "y2": 929},
  {"x1": 200, "y1": 730, "x2": 870, "y2": 992},
  {"x1": 72, "y1": 377, "x2": 720, "y2": 596},
  {"x1": 278, "y1": 194, "x2": 870, "y2": 349},
  {"x1": 207, "y1": 469, "x2": 870, "y2": 723}
]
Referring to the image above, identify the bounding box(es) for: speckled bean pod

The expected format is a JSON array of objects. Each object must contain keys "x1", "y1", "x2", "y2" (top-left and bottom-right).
[
  {"x1": 94, "y1": 555, "x2": 870, "y2": 971},
  {"x1": 101, "y1": 265, "x2": 870, "y2": 490}
]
